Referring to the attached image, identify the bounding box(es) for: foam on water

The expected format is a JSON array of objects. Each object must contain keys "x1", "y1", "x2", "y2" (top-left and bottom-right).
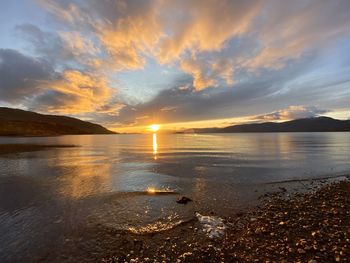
[
  {"x1": 195, "y1": 212, "x2": 226, "y2": 238},
  {"x1": 127, "y1": 220, "x2": 185, "y2": 234}
]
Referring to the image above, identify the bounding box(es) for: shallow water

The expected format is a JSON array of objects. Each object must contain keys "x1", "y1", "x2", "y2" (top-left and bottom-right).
[{"x1": 1, "y1": 133, "x2": 350, "y2": 261}]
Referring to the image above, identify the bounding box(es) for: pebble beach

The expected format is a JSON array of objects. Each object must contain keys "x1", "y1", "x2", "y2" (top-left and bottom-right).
[{"x1": 39, "y1": 179, "x2": 350, "y2": 262}]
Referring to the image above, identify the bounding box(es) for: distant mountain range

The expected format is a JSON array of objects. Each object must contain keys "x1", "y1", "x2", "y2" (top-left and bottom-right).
[
  {"x1": 0, "y1": 107, "x2": 115, "y2": 136},
  {"x1": 1, "y1": 107, "x2": 349, "y2": 136},
  {"x1": 179, "y1": 117, "x2": 350, "y2": 133}
]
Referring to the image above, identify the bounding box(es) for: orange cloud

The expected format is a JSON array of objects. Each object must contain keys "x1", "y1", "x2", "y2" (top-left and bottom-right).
[
  {"x1": 58, "y1": 31, "x2": 98, "y2": 57},
  {"x1": 181, "y1": 56, "x2": 235, "y2": 90},
  {"x1": 38, "y1": 70, "x2": 113, "y2": 114},
  {"x1": 95, "y1": 1, "x2": 161, "y2": 70},
  {"x1": 36, "y1": 0, "x2": 350, "y2": 92},
  {"x1": 157, "y1": 0, "x2": 265, "y2": 63},
  {"x1": 31, "y1": 0, "x2": 350, "y2": 104},
  {"x1": 180, "y1": 57, "x2": 217, "y2": 90}
]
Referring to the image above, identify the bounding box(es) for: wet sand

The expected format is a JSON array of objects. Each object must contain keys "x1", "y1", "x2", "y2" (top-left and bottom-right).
[
  {"x1": 25, "y1": 179, "x2": 349, "y2": 263},
  {"x1": 0, "y1": 144, "x2": 76, "y2": 155}
]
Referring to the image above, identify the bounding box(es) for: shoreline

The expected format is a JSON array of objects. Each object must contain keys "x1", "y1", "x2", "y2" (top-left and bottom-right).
[
  {"x1": 31, "y1": 179, "x2": 350, "y2": 262},
  {"x1": 221, "y1": 180, "x2": 350, "y2": 262}
]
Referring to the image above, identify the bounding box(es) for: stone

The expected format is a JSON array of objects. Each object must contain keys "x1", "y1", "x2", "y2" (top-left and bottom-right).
[{"x1": 176, "y1": 196, "x2": 192, "y2": 204}]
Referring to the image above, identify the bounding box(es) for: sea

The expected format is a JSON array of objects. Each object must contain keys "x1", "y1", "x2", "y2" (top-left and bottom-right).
[{"x1": 0, "y1": 132, "x2": 350, "y2": 260}]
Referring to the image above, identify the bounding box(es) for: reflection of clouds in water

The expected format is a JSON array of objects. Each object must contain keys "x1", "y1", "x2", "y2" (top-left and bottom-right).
[
  {"x1": 194, "y1": 165, "x2": 207, "y2": 176},
  {"x1": 193, "y1": 177, "x2": 206, "y2": 192},
  {"x1": 46, "y1": 148, "x2": 112, "y2": 199},
  {"x1": 57, "y1": 164, "x2": 111, "y2": 199}
]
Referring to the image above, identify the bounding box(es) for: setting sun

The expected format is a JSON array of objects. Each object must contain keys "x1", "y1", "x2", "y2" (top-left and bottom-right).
[
  {"x1": 146, "y1": 187, "x2": 156, "y2": 194},
  {"x1": 150, "y1": 124, "x2": 160, "y2": 132}
]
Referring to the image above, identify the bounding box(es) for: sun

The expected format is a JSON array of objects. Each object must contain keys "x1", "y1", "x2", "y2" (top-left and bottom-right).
[
  {"x1": 146, "y1": 187, "x2": 157, "y2": 194},
  {"x1": 150, "y1": 124, "x2": 160, "y2": 132}
]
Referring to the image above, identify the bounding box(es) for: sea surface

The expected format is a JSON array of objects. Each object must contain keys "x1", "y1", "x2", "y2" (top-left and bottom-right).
[{"x1": 0, "y1": 133, "x2": 350, "y2": 261}]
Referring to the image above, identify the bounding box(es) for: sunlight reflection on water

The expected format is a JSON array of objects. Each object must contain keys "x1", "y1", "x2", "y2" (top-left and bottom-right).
[{"x1": 153, "y1": 133, "x2": 158, "y2": 160}]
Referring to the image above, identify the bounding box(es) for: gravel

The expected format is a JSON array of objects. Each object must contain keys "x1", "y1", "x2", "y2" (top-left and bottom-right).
[{"x1": 38, "y1": 180, "x2": 350, "y2": 262}]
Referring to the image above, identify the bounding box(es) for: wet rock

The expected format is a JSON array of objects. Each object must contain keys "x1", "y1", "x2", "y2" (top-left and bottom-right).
[
  {"x1": 176, "y1": 196, "x2": 192, "y2": 204},
  {"x1": 279, "y1": 187, "x2": 287, "y2": 192}
]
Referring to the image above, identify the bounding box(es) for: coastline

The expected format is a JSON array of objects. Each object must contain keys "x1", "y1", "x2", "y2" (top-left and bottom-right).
[{"x1": 31, "y1": 179, "x2": 350, "y2": 262}]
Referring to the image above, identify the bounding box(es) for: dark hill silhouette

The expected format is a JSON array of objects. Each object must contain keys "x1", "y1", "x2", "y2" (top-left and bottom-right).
[
  {"x1": 180, "y1": 117, "x2": 350, "y2": 133},
  {"x1": 219, "y1": 117, "x2": 350, "y2": 133},
  {"x1": 0, "y1": 107, "x2": 116, "y2": 136}
]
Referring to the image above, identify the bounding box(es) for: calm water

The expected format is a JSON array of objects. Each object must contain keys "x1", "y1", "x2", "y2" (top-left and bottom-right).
[{"x1": 1, "y1": 133, "x2": 350, "y2": 260}]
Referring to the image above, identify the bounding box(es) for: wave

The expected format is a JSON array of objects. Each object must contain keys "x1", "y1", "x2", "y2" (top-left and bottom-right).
[{"x1": 127, "y1": 220, "x2": 187, "y2": 234}]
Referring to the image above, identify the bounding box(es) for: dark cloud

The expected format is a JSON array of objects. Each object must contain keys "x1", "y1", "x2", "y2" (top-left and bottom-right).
[
  {"x1": 16, "y1": 24, "x2": 63, "y2": 61},
  {"x1": 16, "y1": 24, "x2": 99, "y2": 69},
  {"x1": 0, "y1": 49, "x2": 54, "y2": 103}
]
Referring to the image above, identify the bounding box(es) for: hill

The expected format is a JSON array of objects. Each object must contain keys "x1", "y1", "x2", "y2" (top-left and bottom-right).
[
  {"x1": 0, "y1": 107, "x2": 116, "y2": 136},
  {"x1": 219, "y1": 117, "x2": 350, "y2": 133}
]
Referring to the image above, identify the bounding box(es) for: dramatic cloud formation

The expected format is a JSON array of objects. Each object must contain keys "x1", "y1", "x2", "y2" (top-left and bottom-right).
[
  {"x1": 31, "y1": 70, "x2": 113, "y2": 114},
  {"x1": 0, "y1": 0, "x2": 350, "y2": 130},
  {"x1": 0, "y1": 49, "x2": 113, "y2": 114}
]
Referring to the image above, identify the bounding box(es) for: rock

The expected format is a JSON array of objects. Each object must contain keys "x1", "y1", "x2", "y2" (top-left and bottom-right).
[
  {"x1": 236, "y1": 212, "x2": 244, "y2": 217},
  {"x1": 176, "y1": 196, "x2": 192, "y2": 204},
  {"x1": 297, "y1": 248, "x2": 306, "y2": 254},
  {"x1": 279, "y1": 187, "x2": 287, "y2": 192}
]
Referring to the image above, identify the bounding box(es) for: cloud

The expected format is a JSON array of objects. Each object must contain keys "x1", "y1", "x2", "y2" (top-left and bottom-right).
[
  {"x1": 16, "y1": 24, "x2": 100, "y2": 69},
  {"x1": 0, "y1": 49, "x2": 54, "y2": 103},
  {"x1": 245, "y1": 1, "x2": 350, "y2": 71},
  {"x1": 2, "y1": 0, "x2": 350, "y2": 127},
  {"x1": 175, "y1": 0, "x2": 350, "y2": 90},
  {"x1": 93, "y1": 62, "x2": 304, "y2": 126},
  {"x1": 180, "y1": 55, "x2": 236, "y2": 90},
  {"x1": 96, "y1": 57, "x2": 350, "y2": 127},
  {"x1": 36, "y1": 0, "x2": 161, "y2": 71},
  {"x1": 34, "y1": 0, "x2": 350, "y2": 91},
  {"x1": 157, "y1": 0, "x2": 264, "y2": 63},
  {"x1": 58, "y1": 31, "x2": 99, "y2": 57},
  {"x1": 96, "y1": 102, "x2": 125, "y2": 116},
  {"x1": 34, "y1": 0, "x2": 265, "y2": 88},
  {"x1": 31, "y1": 70, "x2": 113, "y2": 114},
  {"x1": 254, "y1": 106, "x2": 330, "y2": 121},
  {"x1": 0, "y1": 49, "x2": 113, "y2": 114}
]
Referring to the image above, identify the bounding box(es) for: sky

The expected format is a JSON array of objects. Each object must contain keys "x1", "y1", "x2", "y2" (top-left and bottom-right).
[{"x1": 0, "y1": 0, "x2": 350, "y2": 132}]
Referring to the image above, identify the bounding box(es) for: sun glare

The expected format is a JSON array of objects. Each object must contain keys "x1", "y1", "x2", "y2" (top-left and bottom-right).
[
  {"x1": 150, "y1": 124, "x2": 160, "y2": 132},
  {"x1": 147, "y1": 187, "x2": 156, "y2": 194}
]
